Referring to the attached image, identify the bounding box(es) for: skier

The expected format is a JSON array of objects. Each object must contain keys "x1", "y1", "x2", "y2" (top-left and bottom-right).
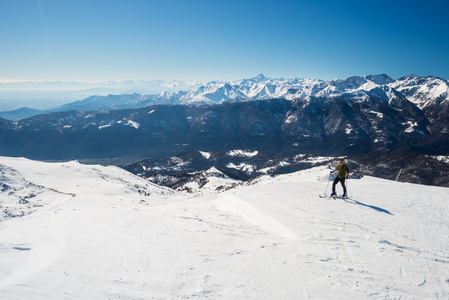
[{"x1": 330, "y1": 158, "x2": 349, "y2": 198}]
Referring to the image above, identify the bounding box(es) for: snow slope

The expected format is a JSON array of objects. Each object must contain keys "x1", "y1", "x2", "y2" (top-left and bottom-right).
[{"x1": 1, "y1": 157, "x2": 449, "y2": 299}]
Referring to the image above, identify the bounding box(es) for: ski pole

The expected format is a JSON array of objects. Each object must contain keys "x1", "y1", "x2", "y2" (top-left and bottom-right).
[
  {"x1": 346, "y1": 176, "x2": 349, "y2": 196},
  {"x1": 324, "y1": 172, "x2": 331, "y2": 196},
  {"x1": 319, "y1": 172, "x2": 331, "y2": 198}
]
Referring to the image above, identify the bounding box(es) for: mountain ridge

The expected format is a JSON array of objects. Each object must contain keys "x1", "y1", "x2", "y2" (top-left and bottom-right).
[
  {"x1": 1, "y1": 73, "x2": 448, "y2": 161},
  {"x1": 0, "y1": 92, "x2": 447, "y2": 161},
  {"x1": 1, "y1": 73, "x2": 447, "y2": 120}
]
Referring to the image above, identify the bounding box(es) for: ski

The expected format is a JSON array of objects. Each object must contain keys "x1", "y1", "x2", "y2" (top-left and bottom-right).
[
  {"x1": 319, "y1": 194, "x2": 349, "y2": 200},
  {"x1": 319, "y1": 194, "x2": 337, "y2": 199}
]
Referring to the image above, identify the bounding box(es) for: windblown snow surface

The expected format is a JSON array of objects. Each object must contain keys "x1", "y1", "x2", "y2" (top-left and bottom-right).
[{"x1": 1, "y1": 157, "x2": 449, "y2": 299}]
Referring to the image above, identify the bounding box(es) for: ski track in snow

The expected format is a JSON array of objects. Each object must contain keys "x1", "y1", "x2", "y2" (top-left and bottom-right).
[{"x1": 0, "y1": 157, "x2": 449, "y2": 299}]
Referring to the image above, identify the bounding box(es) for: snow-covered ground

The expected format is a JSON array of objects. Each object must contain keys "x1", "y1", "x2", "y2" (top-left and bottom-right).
[{"x1": 1, "y1": 157, "x2": 449, "y2": 299}]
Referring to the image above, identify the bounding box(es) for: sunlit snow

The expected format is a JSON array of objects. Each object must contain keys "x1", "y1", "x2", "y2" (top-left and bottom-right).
[{"x1": 1, "y1": 157, "x2": 448, "y2": 299}]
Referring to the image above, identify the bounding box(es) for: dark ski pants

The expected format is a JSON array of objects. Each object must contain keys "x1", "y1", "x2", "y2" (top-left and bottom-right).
[{"x1": 332, "y1": 177, "x2": 346, "y2": 194}]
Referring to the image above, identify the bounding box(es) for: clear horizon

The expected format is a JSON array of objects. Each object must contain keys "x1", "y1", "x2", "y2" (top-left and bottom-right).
[
  {"x1": 1, "y1": 0, "x2": 449, "y2": 82},
  {"x1": 1, "y1": 72, "x2": 447, "y2": 85}
]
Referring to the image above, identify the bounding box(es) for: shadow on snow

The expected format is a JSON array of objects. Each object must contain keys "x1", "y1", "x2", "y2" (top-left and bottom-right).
[{"x1": 344, "y1": 198, "x2": 394, "y2": 216}]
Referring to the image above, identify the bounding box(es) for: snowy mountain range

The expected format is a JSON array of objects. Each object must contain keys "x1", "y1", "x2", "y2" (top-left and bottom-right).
[
  {"x1": 0, "y1": 73, "x2": 448, "y2": 164},
  {"x1": 1, "y1": 73, "x2": 448, "y2": 120},
  {"x1": 1, "y1": 156, "x2": 449, "y2": 298},
  {"x1": 57, "y1": 73, "x2": 449, "y2": 108}
]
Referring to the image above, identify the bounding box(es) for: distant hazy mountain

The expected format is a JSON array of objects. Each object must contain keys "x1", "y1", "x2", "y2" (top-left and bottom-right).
[
  {"x1": 0, "y1": 79, "x2": 202, "y2": 113},
  {"x1": 0, "y1": 107, "x2": 43, "y2": 121}
]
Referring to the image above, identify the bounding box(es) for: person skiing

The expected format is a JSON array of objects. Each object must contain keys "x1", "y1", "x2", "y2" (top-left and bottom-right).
[{"x1": 330, "y1": 158, "x2": 349, "y2": 198}]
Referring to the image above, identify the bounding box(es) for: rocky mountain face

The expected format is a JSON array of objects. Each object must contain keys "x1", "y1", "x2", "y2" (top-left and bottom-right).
[
  {"x1": 345, "y1": 152, "x2": 449, "y2": 187},
  {"x1": 389, "y1": 75, "x2": 449, "y2": 154},
  {"x1": 0, "y1": 88, "x2": 443, "y2": 161}
]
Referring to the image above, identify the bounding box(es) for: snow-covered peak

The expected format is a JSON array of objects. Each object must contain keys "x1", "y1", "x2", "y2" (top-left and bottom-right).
[
  {"x1": 398, "y1": 74, "x2": 419, "y2": 81},
  {"x1": 366, "y1": 74, "x2": 395, "y2": 85},
  {"x1": 329, "y1": 74, "x2": 394, "y2": 93},
  {"x1": 391, "y1": 75, "x2": 449, "y2": 108},
  {"x1": 250, "y1": 73, "x2": 270, "y2": 82},
  {"x1": 239, "y1": 73, "x2": 270, "y2": 85}
]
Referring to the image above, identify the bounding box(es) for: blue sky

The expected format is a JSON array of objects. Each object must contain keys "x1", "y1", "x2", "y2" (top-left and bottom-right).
[{"x1": 1, "y1": 0, "x2": 448, "y2": 82}]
